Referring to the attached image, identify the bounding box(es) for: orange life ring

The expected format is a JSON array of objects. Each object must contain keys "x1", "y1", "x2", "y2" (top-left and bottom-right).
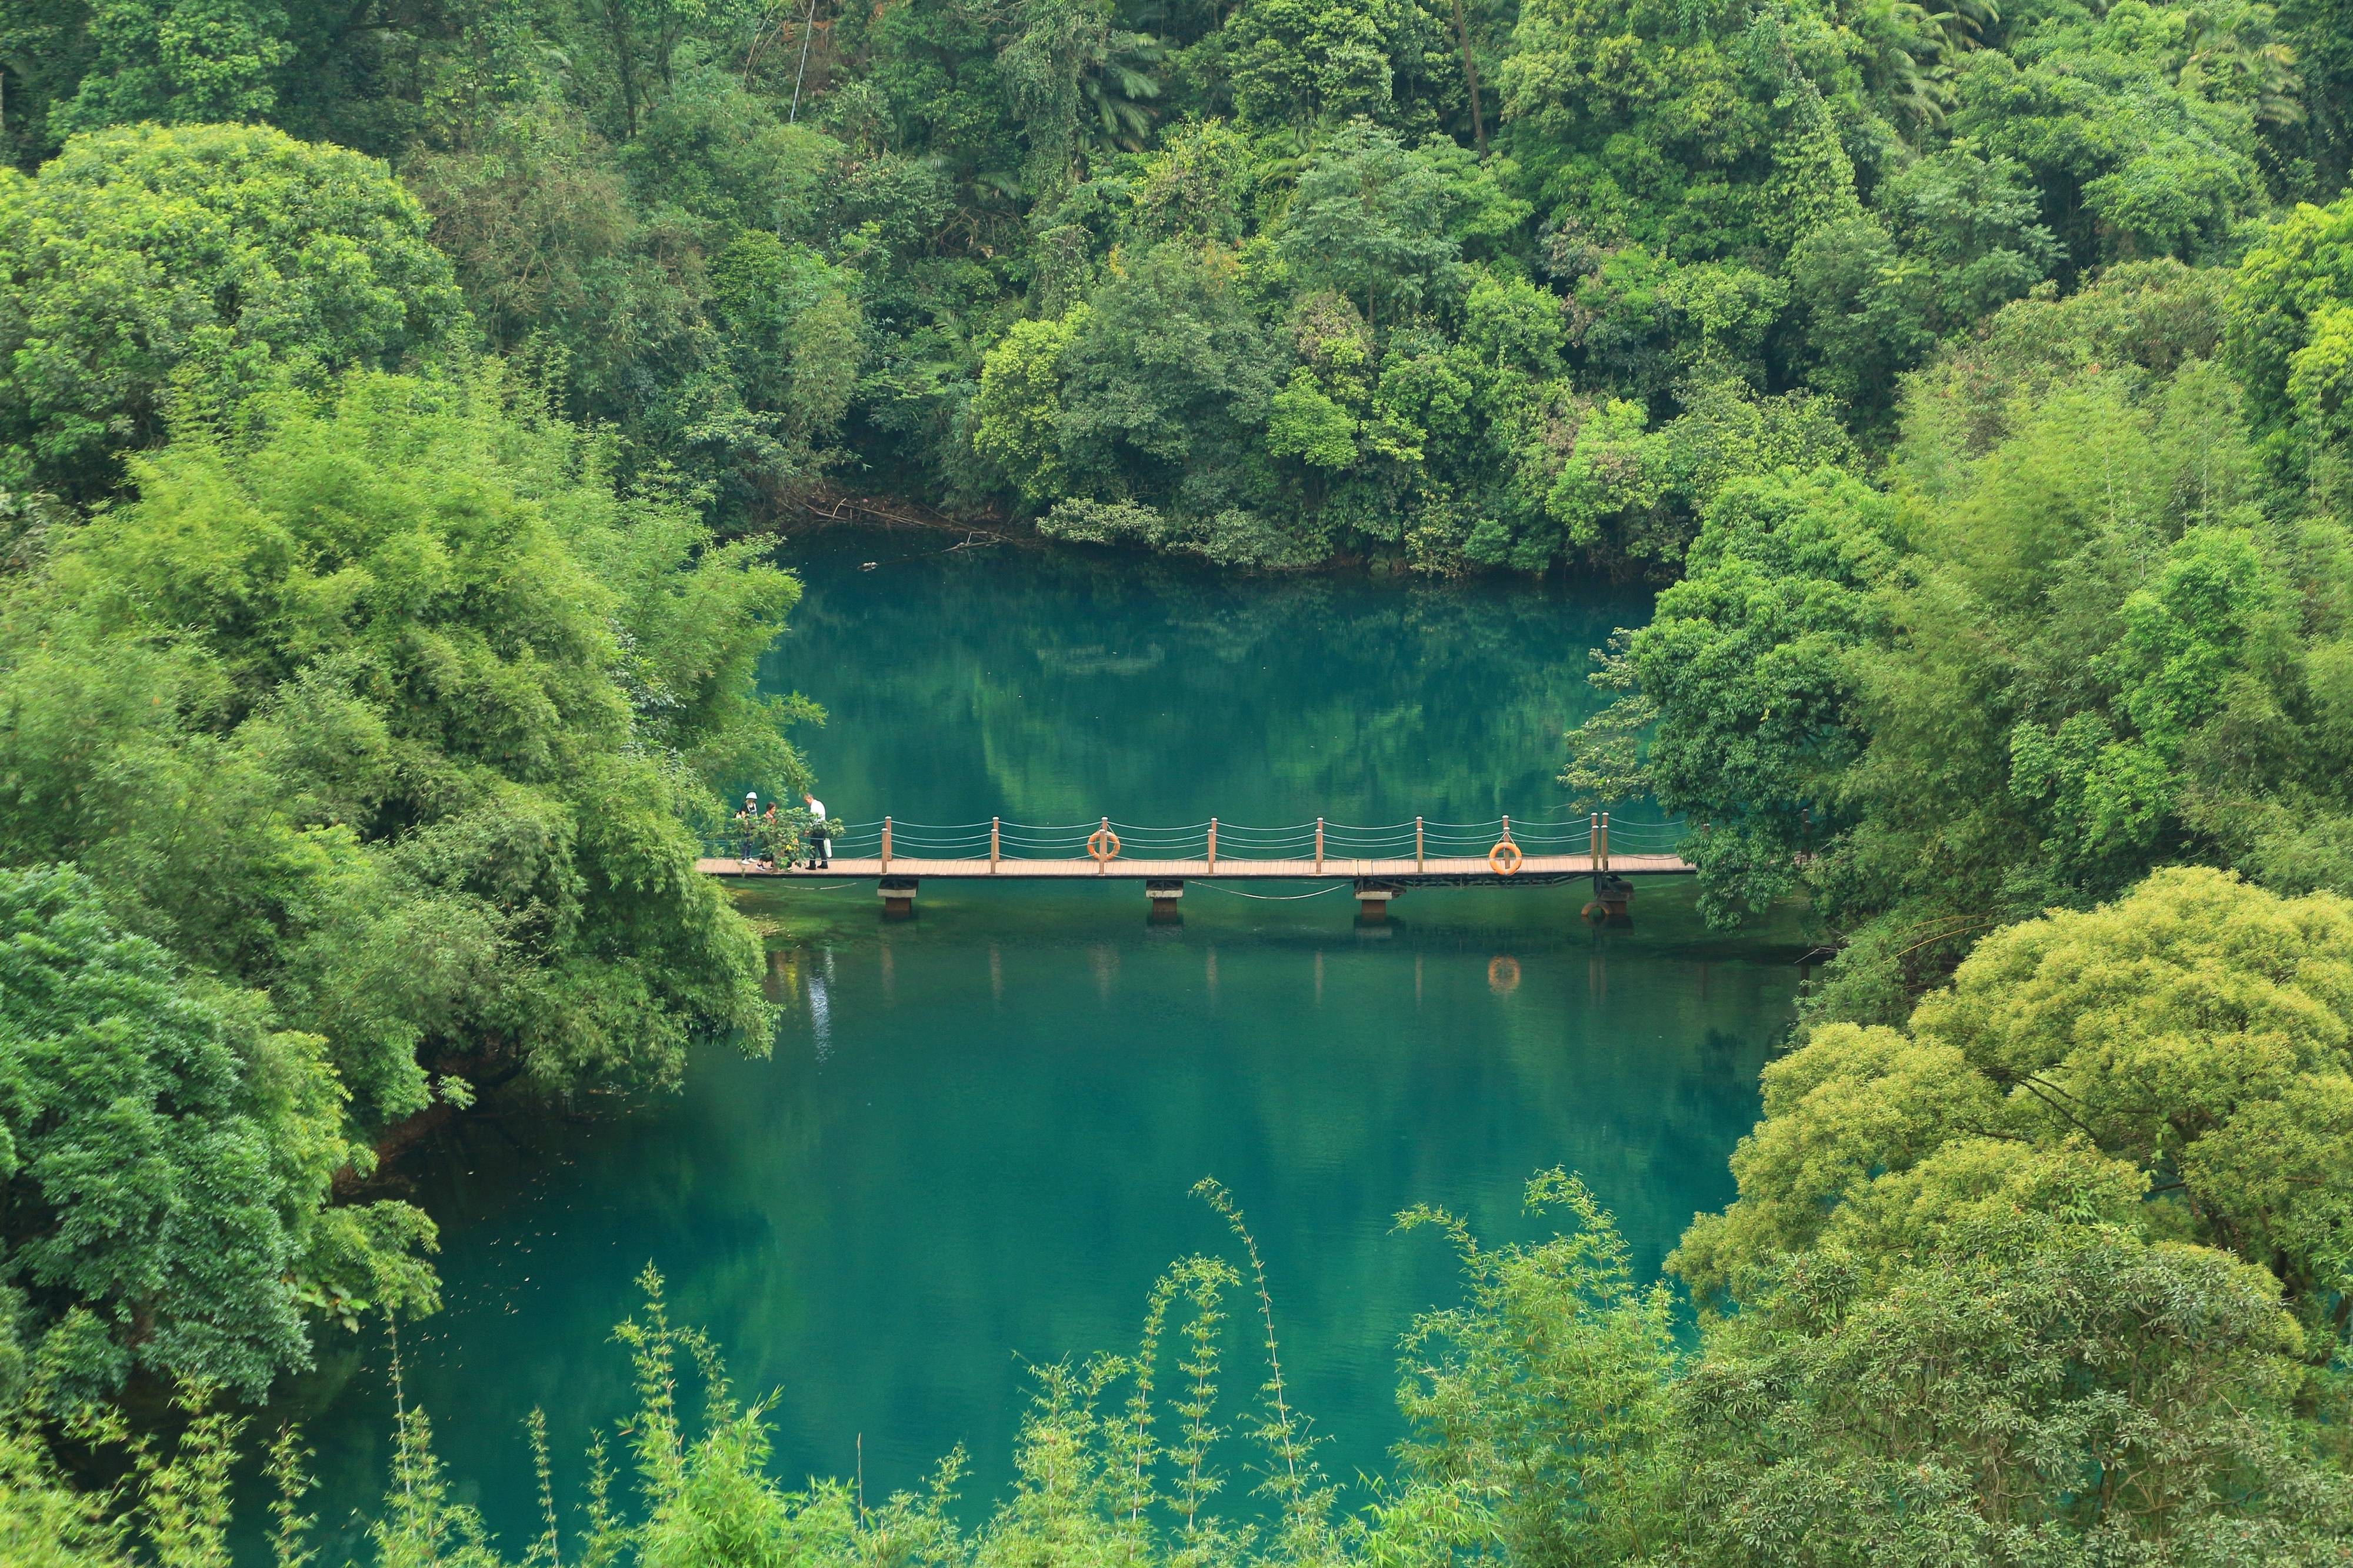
[
  {"x1": 1088, "y1": 826, "x2": 1122, "y2": 863},
  {"x1": 1488, "y1": 839, "x2": 1524, "y2": 876}
]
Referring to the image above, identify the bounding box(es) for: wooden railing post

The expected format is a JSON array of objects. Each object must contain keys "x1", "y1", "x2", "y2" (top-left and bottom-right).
[
  {"x1": 1207, "y1": 818, "x2": 1218, "y2": 871},
  {"x1": 1099, "y1": 816, "x2": 1111, "y2": 875},
  {"x1": 1600, "y1": 810, "x2": 1609, "y2": 872},
  {"x1": 1501, "y1": 815, "x2": 1511, "y2": 847},
  {"x1": 1415, "y1": 816, "x2": 1424, "y2": 872},
  {"x1": 1315, "y1": 818, "x2": 1325, "y2": 873},
  {"x1": 882, "y1": 816, "x2": 892, "y2": 870},
  {"x1": 1589, "y1": 812, "x2": 1599, "y2": 872},
  {"x1": 991, "y1": 816, "x2": 1000, "y2": 872}
]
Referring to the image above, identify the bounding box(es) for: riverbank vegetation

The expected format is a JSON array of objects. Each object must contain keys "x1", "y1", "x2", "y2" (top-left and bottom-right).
[
  {"x1": 1563, "y1": 235, "x2": 2353, "y2": 1009},
  {"x1": 5, "y1": 0, "x2": 2353, "y2": 1557},
  {"x1": 0, "y1": 126, "x2": 808, "y2": 1423}
]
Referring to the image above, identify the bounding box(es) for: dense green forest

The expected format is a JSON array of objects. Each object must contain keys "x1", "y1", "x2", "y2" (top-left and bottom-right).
[
  {"x1": 4, "y1": 0, "x2": 2353, "y2": 1559},
  {"x1": 10, "y1": 0, "x2": 2351, "y2": 571}
]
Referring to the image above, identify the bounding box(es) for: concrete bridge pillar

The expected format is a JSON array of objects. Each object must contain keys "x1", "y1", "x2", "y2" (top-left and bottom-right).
[
  {"x1": 879, "y1": 876, "x2": 919, "y2": 918},
  {"x1": 1145, "y1": 879, "x2": 1184, "y2": 923},
  {"x1": 1354, "y1": 880, "x2": 1398, "y2": 920}
]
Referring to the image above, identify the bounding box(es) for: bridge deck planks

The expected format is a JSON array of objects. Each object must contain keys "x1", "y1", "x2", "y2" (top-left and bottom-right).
[{"x1": 694, "y1": 852, "x2": 1694, "y2": 879}]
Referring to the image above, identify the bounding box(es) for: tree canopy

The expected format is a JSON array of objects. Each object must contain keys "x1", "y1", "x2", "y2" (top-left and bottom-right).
[
  {"x1": 6, "y1": 0, "x2": 2330, "y2": 569},
  {"x1": 0, "y1": 363, "x2": 803, "y2": 1407},
  {"x1": 1571, "y1": 232, "x2": 2353, "y2": 1017},
  {"x1": 0, "y1": 864, "x2": 431, "y2": 1406},
  {"x1": 0, "y1": 122, "x2": 462, "y2": 499}
]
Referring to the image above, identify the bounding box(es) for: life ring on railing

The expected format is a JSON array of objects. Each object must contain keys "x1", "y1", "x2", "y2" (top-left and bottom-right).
[
  {"x1": 1088, "y1": 826, "x2": 1122, "y2": 863},
  {"x1": 1488, "y1": 839, "x2": 1524, "y2": 876}
]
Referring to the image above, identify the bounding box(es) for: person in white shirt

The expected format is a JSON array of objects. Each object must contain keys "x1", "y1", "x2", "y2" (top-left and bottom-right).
[{"x1": 804, "y1": 791, "x2": 831, "y2": 869}]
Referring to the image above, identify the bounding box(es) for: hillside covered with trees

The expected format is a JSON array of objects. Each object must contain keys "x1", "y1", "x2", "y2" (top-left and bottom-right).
[
  {"x1": 4, "y1": 0, "x2": 2353, "y2": 1560},
  {"x1": 11, "y1": 0, "x2": 2350, "y2": 571}
]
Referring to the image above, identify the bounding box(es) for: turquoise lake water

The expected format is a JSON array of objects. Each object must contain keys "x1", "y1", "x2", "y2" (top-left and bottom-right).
[{"x1": 262, "y1": 530, "x2": 1804, "y2": 1556}]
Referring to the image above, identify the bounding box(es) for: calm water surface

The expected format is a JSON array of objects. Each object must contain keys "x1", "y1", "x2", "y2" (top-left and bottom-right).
[{"x1": 263, "y1": 531, "x2": 1804, "y2": 1557}]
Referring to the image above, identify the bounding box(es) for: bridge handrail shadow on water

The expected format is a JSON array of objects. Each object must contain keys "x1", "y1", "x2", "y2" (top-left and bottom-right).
[{"x1": 698, "y1": 813, "x2": 1695, "y2": 920}]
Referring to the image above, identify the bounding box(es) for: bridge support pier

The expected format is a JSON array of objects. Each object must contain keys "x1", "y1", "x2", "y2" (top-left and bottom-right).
[
  {"x1": 1354, "y1": 881, "x2": 1398, "y2": 921},
  {"x1": 1582, "y1": 873, "x2": 1634, "y2": 927},
  {"x1": 1145, "y1": 879, "x2": 1185, "y2": 924},
  {"x1": 879, "y1": 876, "x2": 919, "y2": 918}
]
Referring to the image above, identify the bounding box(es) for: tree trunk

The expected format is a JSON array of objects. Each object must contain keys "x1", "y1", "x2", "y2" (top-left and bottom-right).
[
  {"x1": 334, "y1": 1102, "x2": 459, "y2": 1197},
  {"x1": 604, "y1": 0, "x2": 641, "y2": 136},
  {"x1": 1451, "y1": 0, "x2": 1488, "y2": 156},
  {"x1": 331, "y1": 1047, "x2": 529, "y2": 1197}
]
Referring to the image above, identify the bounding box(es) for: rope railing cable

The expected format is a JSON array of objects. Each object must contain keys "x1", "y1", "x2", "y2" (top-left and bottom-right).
[{"x1": 1191, "y1": 880, "x2": 1354, "y2": 902}]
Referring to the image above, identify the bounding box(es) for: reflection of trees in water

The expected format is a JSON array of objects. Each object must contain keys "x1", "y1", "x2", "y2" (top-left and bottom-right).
[
  {"x1": 765, "y1": 533, "x2": 1650, "y2": 819},
  {"x1": 285, "y1": 925, "x2": 1794, "y2": 1546}
]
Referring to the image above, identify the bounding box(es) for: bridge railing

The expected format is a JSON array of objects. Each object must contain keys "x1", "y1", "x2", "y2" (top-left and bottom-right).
[{"x1": 706, "y1": 812, "x2": 1689, "y2": 864}]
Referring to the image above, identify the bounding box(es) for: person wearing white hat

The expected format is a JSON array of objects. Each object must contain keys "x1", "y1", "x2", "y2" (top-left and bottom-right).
[{"x1": 738, "y1": 790, "x2": 759, "y2": 864}]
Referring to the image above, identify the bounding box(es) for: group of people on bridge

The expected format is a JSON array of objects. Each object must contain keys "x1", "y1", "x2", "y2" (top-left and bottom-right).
[{"x1": 735, "y1": 789, "x2": 833, "y2": 870}]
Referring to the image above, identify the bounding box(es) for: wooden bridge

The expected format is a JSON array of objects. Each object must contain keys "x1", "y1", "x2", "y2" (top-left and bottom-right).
[{"x1": 698, "y1": 813, "x2": 1694, "y2": 919}]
